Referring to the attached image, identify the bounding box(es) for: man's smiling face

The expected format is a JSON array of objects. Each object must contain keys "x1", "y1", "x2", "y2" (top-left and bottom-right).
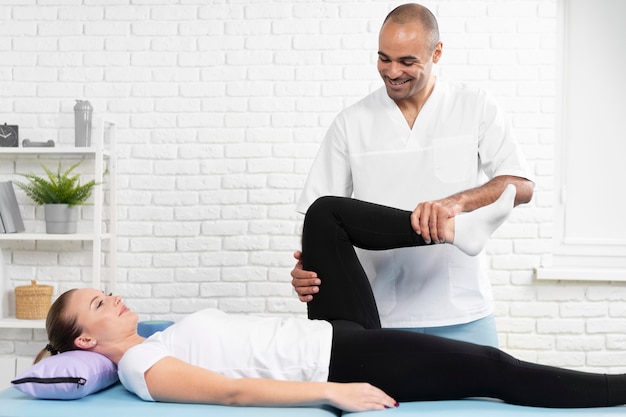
[{"x1": 377, "y1": 21, "x2": 441, "y2": 104}]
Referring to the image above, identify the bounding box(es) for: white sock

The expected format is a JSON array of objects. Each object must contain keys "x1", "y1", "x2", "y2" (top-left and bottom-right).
[{"x1": 453, "y1": 184, "x2": 516, "y2": 256}]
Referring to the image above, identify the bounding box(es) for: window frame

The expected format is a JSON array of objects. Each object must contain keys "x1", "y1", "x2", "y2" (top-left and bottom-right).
[{"x1": 535, "y1": 0, "x2": 626, "y2": 281}]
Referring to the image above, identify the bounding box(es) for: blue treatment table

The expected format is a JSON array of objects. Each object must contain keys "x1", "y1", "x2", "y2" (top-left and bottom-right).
[
  {"x1": 0, "y1": 383, "x2": 340, "y2": 417},
  {"x1": 2, "y1": 383, "x2": 625, "y2": 417},
  {"x1": 344, "y1": 398, "x2": 626, "y2": 416}
]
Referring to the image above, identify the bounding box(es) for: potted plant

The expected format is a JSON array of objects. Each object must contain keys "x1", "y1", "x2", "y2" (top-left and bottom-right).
[{"x1": 14, "y1": 161, "x2": 97, "y2": 234}]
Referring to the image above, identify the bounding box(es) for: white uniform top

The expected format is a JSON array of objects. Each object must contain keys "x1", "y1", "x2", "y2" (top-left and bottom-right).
[
  {"x1": 118, "y1": 309, "x2": 333, "y2": 401},
  {"x1": 297, "y1": 79, "x2": 531, "y2": 328}
]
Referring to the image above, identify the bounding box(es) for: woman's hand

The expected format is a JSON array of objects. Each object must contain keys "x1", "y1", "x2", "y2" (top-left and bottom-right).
[{"x1": 326, "y1": 382, "x2": 398, "y2": 412}]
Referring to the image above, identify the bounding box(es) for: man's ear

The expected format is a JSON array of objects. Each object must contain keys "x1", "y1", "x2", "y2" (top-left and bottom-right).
[
  {"x1": 432, "y1": 41, "x2": 443, "y2": 63},
  {"x1": 74, "y1": 335, "x2": 97, "y2": 350}
]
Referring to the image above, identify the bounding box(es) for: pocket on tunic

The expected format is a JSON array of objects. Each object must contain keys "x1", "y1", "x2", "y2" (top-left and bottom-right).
[{"x1": 433, "y1": 135, "x2": 477, "y2": 183}]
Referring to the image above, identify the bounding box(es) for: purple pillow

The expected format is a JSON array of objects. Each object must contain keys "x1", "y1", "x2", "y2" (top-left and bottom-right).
[{"x1": 11, "y1": 350, "x2": 119, "y2": 400}]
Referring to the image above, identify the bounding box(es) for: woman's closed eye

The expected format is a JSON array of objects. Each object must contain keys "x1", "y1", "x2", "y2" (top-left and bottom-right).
[{"x1": 93, "y1": 292, "x2": 113, "y2": 309}]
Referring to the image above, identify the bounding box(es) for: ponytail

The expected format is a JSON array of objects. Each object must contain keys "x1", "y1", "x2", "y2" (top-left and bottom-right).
[{"x1": 33, "y1": 348, "x2": 50, "y2": 364}]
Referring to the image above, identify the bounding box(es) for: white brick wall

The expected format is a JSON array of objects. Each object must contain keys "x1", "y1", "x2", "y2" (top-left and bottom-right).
[{"x1": 1, "y1": 0, "x2": 625, "y2": 374}]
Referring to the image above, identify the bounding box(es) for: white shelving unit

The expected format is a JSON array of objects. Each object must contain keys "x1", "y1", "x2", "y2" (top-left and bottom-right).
[{"x1": 0, "y1": 119, "x2": 117, "y2": 329}]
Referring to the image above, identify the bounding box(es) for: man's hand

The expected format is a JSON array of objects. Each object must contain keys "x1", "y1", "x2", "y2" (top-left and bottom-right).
[
  {"x1": 290, "y1": 251, "x2": 321, "y2": 302},
  {"x1": 411, "y1": 176, "x2": 534, "y2": 245},
  {"x1": 411, "y1": 197, "x2": 462, "y2": 245}
]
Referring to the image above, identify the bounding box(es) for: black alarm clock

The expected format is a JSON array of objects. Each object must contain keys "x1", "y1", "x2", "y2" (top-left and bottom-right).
[{"x1": 0, "y1": 123, "x2": 19, "y2": 147}]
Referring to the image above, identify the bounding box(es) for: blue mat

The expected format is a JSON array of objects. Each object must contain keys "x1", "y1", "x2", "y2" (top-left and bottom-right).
[
  {"x1": 0, "y1": 383, "x2": 340, "y2": 417},
  {"x1": 344, "y1": 398, "x2": 626, "y2": 416},
  {"x1": 3, "y1": 382, "x2": 625, "y2": 417}
]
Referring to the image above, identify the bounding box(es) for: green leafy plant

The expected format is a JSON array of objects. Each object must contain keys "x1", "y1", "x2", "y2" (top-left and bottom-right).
[{"x1": 14, "y1": 161, "x2": 97, "y2": 207}]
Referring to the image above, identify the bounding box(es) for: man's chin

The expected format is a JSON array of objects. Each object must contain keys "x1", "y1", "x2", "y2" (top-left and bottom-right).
[{"x1": 385, "y1": 87, "x2": 409, "y2": 102}]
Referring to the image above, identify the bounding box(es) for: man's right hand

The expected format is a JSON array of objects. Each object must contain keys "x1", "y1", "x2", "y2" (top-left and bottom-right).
[{"x1": 290, "y1": 251, "x2": 321, "y2": 302}]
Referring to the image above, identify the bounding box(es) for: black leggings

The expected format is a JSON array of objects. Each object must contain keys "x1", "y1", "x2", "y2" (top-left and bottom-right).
[{"x1": 301, "y1": 196, "x2": 626, "y2": 408}]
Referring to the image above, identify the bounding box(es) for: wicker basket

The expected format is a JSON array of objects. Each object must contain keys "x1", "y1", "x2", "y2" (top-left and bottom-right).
[{"x1": 15, "y1": 280, "x2": 54, "y2": 320}]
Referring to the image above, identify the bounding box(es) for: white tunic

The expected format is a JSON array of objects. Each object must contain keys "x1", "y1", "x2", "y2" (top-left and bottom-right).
[
  {"x1": 118, "y1": 309, "x2": 333, "y2": 401},
  {"x1": 297, "y1": 79, "x2": 531, "y2": 328}
]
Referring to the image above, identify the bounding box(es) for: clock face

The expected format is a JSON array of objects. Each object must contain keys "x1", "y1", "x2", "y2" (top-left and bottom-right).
[{"x1": 0, "y1": 124, "x2": 18, "y2": 147}]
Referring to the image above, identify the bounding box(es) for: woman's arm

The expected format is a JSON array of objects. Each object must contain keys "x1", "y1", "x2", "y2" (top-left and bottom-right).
[{"x1": 144, "y1": 356, "x2": 397, "y2": 412}]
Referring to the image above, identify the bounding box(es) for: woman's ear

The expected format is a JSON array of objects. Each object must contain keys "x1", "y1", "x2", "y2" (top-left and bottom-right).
[{"x1": 74, "y1": 335, "x2": 97, "y2": 350}]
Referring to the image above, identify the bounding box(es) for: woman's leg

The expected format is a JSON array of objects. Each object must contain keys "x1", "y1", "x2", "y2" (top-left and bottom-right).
[
  {"x1": 302, "y1": 196, "x2": 423, "y2": 328},
  {"x1": 329, "y1": 321, "x2": 626, "y2": 408},
  {"x1": 301, "y1": 187, "x2": 515, "y2": 329}
]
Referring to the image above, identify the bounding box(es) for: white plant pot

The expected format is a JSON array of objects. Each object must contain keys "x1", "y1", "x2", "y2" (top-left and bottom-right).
[{"x1": 44, "y1": 204, "x2": 79, "y2": 234}]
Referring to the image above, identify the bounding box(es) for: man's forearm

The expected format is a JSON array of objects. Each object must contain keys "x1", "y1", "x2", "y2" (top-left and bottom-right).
[{"x1": 455, "y1": 175, "x2": 534, "y2": 213}]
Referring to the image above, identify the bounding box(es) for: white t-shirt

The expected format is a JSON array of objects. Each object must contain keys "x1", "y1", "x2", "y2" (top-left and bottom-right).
[
  {"x1": 297, "y1": 79, "x2": 531, "y2": 328},
  {"x1": 118, "y1": 309, "x2": 333, "y2": 401}
]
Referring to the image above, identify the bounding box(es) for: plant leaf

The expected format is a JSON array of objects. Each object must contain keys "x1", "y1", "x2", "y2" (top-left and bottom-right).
[{"x1": 14, "y1": 161, "x2": 100, "y2": 206}]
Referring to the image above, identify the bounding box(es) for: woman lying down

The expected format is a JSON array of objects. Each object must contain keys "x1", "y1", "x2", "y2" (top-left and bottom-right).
[{"x1": 37, "y1": 186, "x2": 626, "y2": 412}]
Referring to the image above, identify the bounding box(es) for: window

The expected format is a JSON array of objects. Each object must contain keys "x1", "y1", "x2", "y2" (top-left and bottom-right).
[{"x1": 536, "y1": 0, "x2": 626, "y2": 281}]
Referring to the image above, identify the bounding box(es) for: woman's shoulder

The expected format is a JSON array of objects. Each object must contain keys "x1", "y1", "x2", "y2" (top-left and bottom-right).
[{"x1": 118, "y1": 338, "x2": 170, "y2": 401}]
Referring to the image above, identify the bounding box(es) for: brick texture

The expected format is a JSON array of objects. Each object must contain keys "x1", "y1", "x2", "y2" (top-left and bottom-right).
[{"x1": 1, "y1": 0, "x2": 623, "y2": 374}]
